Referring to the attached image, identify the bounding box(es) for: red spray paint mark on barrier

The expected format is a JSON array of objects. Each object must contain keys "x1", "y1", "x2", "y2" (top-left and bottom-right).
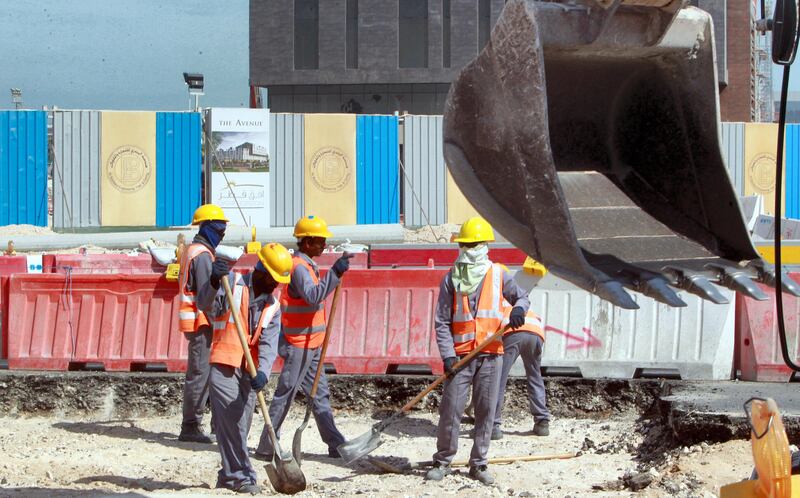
[{"x1": 545, "y1": 325, "x2": 602, "y2": 350}]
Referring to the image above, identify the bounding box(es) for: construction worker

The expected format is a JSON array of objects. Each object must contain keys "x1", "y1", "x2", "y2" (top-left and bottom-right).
[
  {"x1": 493, "y1": 301, "x2": 550, "y2": 439},
  {"x1": 426, "y1": 217, "x2": 530, "y2": 486},
  {"x1": 177, "y1": 204, "x2": 230, "y2": 443},
  {"x1": 208, "y1": 243, "x2": 291, "y2": 495},
  {"x1": 255, "y1": 215, "x2": 353, "y2": 460}
]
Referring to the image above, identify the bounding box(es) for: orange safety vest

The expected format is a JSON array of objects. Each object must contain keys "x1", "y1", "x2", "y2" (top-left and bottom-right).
[
  {"x1": 451, "y1": 263, "x2": 506, "y2": 356},
  {"x1": 280, "y1": 256, "x2": 326, "y2": 349},
  {"x1": 210, "y1": 273, "x2": 281, "y2": 369},
  {"x1": 178, "y1": 243, "x2": 214, "y2": 333},
  {"x1": 501, "y1": 300, "x2": 545, "y2": 341}
]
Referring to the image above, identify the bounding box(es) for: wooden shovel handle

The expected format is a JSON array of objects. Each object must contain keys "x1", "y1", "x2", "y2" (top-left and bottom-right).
[
  {"x1": 309, "y1": 277, "x2": 342, "y2": 399},
  {"x1": 399, "y1": 325, "x2": 511, "y2": 413}
]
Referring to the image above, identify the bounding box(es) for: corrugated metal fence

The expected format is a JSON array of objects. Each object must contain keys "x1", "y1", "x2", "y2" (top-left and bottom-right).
[
  {"x1": 721, "y1": 122, "x2": 745, "y2": 196},
  {"x1": 270, "y1": 113, "x2": 304, "y2": 227},
  {"x1": 357, "y1": 115, "x2": 399, "y2": 224},
  {"x1": 52, "y1": 110, "x2": 101, "y2": 229},
  {"x1": 786, "y1": 124, "x2": 800, "y2": 219},
  {"x1": 402, "y1": 115, "x2": 447, "y2": 226},
  {"x1": 155, "y1": 112, "x2": 202, "y2": 227},
  {"x1": 0, "y1": 111, "x2": 48, "y2": 226}
]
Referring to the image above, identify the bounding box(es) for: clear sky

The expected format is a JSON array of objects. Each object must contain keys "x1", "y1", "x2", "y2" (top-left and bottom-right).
[{"x1": 0, "y1": 0, "x2": 248, "y2": 111}]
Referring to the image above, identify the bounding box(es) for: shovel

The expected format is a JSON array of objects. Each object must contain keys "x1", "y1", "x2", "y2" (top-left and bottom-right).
[
  {"x1": 291, "y1": 278, "x2": 343, "y2": 465},
  {"x1": 369, "y1": 452, "x2": 577, "y2": 474},
  {"x1": 337, "y1": 324, "x2": 511, "y2": 464},
  {"x1": 221, "y1": 275, "x2": 307, "y2": 495}
]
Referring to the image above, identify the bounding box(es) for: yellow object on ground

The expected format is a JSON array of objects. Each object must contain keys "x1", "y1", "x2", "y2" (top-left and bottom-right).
[
  {"x1": 192, "y1": 204, "x2": 228, "y2": 225},
  {"x1": 303, "y1": 114, "x2": 357, "y2": 225},
  {"x1": 744, "y1": 123, "x2": 785, "y2": 216},
  {"x1": 257, "y1": 242, "x2": 292, "y2": 284},
  {"x1": 293, "y1": 215, "x2": 334, "y2": 239},
  {"x1": 100, "y1": 112, "x2": 157, "y2": 226},
  {"x1": 446, "y1": 170, "x2": 480, "y2": 223},
  {"x1": 246, "y1": 226, "x2": 262, "y2": 254},
  {"x1": 523, "y1": 257, "x2": 548, "y2": 277},
  {"x1": 165, "y1": 263, "x2": 181, "y2": 282},
  {"x1": 454, "y1": 217, "x2": 495, "y2": 244},
  {"x1": 755, "y1": 243, "x2": 800, "y2": 265}
]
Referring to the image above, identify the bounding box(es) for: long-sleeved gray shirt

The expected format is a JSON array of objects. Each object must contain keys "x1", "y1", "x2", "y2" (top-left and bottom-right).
[
  {"x1": 435, "y1": 265, "x2": 531, "y2": 359},
  {"x1": 286, "y1": 252, "x2": 340, "y2": 306},
  {"x1": 185, "y1": 236, "x2": 217, "y2": 313},
  {"x1": 211, "y1": 272, "x2": 282, "y2": 377}
]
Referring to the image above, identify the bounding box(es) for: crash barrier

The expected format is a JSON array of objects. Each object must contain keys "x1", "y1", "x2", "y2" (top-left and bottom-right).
[
  {"x1": 737, "y1": 273, "x2": 800, "y2": 382},
  {"x1": 507, "y1": 273, "x2": 736, "y2": 380},
  {"x1": 369, "y1": 244, "x2": 527, "y2": 268},
  {"x1": 6, "y1": 274, "x2": 188, "y2": 372},
  {"x1": 0, "y1": 256, "x2": 29, "y2": 276},
  {"x1": 0, "y1": 276, "x2": 7, "y2": 359},
  {"x1": 232, "y1": 252, "x2": 368, "y2": 273},
  {"x1": 43, "y1": 254, "x2": 162, "y2": 274}
]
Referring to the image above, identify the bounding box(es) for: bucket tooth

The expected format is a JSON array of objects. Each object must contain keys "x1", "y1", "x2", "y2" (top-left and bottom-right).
[
  {"x1": 707, "y1": 264, "x2": 768, "y2": 301},
  {"x1": 594, "y1": 280, "x2": 639, "y2": 310},
  {"x1": 753, "y1": 265, "x2": 800, "y2": 297},
  {"x1": 636, "y1": 276, "x2": 687, "y2": 307},
  {"x1": 663, "y1": 267, "x2": 730, "y2": 304}
]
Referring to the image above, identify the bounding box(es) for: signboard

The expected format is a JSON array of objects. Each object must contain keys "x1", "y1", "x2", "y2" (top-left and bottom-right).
[{"x1": 208, "y1": 108, "x2": 270, "y2": 227}]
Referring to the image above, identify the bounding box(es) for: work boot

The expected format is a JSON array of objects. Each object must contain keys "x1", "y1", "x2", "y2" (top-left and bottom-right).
[
  {"x1": 178, "y1": 424, "x2": 214, "y2": 444},
  {"x1": 468, "y1": 465, "x2": 495, "y2": 485},
  {"x1": 491, "y1": 426, "x2": 504, "y2": 441},
  {"x1": 532, "y1": 420, "x2": 550, "y2": 437},
  {"x1": 425, "y1": 462, "x2": 452, "y2": 481},
  {"x1": 235, "y1": 482, "x2": 261, "y2": 495},
  {"x1": 328, "y1": 446, "x2": 341, "y2": 458}
]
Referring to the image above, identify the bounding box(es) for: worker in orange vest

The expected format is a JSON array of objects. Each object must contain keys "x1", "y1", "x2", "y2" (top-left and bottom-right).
[
  {"x1": 426, "y1": 217, "x2": 530, "y2": 486},
  {"x1": 208, "y1": 243, "x2": 291, "y2": 495},
  {"x1": 494, "y1": 301, "x2": 549, "y2": 439},
  {"x1": 255, "y1": 215, "x2": 354, "y2": 460},
  {"x1": 177, "y1": 204, "x2": 230, "y2": 444}
]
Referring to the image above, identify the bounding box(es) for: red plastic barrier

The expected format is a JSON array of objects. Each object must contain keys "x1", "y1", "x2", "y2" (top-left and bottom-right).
[
  {"x1": 737, "y1": 273, "x2": 800, "y2": 381},
  {"x1": 231, "y1": 251, "x2": 368, "y2": 273},
  {"x1": 7, "y1": 274, "x2": 187, "y2": 371},
  {"x1": 370, "y1": 244, "x2": 527, "y2": 268},
  {"x1": 321, "y1": 268, "x2": 449, "y2": 375},
  {"x1": 1, "y1": 276, "x2": 8, "y2": 359},
  {"x1": 46, "y1": 254, "x2": 161, "y2": 274},
  {"x1": 0, "y1": 256, "x2": 28, "y2": 276}
]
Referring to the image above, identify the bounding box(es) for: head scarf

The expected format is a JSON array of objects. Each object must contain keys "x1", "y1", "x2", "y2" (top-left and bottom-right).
[
  {"x1": 451, "y1": 243, "x2": 491, "y2": 294},
  {"x1": 198, "y1": 220, "x2": 227, "y2": 249}
]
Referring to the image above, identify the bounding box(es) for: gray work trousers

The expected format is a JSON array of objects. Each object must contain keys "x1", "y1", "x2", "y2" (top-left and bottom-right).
[
  {"x1": 494, "y1": 332, "x2": 550, "y2": 428},
  {"x1": 433, "y1": 354, "x2": 502, "y2": 468},
  {"x1": 256, "y1": 335, "x2": 345, "y2": 455},
  {"x1": 182, "y1": 326, "x2": 213, "y2": 429},
  {"x1": 210, "y1": 364, "x2": 257, "y2": 490}
]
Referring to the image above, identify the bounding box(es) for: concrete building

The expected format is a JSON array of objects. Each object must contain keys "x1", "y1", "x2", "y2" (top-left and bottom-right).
[
  {"x1": 217, "y1": 142, "x2": 269, "y2": 163},
  {"x1": 250, "y1": 0, "x2": 755, "y2": 120}
]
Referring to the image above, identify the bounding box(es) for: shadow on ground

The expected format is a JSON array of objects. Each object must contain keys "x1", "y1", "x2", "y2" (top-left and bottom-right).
[
  {"x1": 74, "y1": 475, "x2": 201, "y2": 492},
  {"x1": 0, "y1": 488, "x2": 148, "y2": 498},
  {"x1": 52, "y1": 419, "x2": 217, "y2": 453}
]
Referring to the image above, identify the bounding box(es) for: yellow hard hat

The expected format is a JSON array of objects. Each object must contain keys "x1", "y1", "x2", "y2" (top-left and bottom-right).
[
  {"x1": 257, "y1": 243, "x2": 293, "y2": 284},
  {"x1": 192, "y1": 204, "x2": 229, "y2": 225},
  {"x1": 453, "y1": 217, "x2": 495, "y2": 244},
  {"x1": 293, "y1": 215, "x2": 333, "y2": 239}
]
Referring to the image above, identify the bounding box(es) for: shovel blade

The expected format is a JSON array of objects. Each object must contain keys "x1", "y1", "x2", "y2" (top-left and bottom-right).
[
  {"x1": 265, "y1": 456, "x2": 306, "y2": 495},
  {"x1": 291, "y1": 410, "x2": 312, "y2": 466},
  {"x1": 337, "y1": 427, "x2": 384, "y2": 464}
]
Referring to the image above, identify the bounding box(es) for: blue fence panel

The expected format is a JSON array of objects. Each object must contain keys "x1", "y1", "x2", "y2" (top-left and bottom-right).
[
  {"x1": 156, "y1": 112, "x2": 202, "y2": 226},
  {"x1": 0, "y1": 111, "x2": 48, "y2": 226},
  {"x1": 786, "y1": 124, "x2": 800, "y2": 219},
  {"x1": 356, "y1": 115, "x2": 399, "y2": 224}
]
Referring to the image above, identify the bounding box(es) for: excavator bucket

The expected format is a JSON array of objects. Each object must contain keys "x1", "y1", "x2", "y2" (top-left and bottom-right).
[{"x1": 444, "y1": 0, "x2": 800, "y2": 309}]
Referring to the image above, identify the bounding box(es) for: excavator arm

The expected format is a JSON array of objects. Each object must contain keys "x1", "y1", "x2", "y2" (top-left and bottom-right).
[{"x1": 443, "y1": 0, "x2": 800, "y2": 309}]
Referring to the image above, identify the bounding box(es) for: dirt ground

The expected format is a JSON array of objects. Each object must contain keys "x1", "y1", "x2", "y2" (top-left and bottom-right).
[{"x1": 0, "y1": 406, "x2": 753, "y2": 498}]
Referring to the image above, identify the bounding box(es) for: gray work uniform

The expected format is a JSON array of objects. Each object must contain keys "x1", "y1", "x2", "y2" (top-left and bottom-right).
[
  {"x1": 256, "y1": 252, "x2": 344, "y2": 456},
  {"x1": 182, "y1": 236, "x2": 218, "y2": 431},
  {"x1": 209, "y1": 272, "x2": 282, "y2": 491},
  {"x1": 433, "y1": 265, "x2": 530, "y2": 468},
  {"x1": 494, "y1": 331, "x2": 549, "y2": 429}
]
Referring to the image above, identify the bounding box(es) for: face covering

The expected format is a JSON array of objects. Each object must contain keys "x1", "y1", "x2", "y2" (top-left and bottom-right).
[
  {"x1": 451, "y1": 243, "x2": 491, "y2": 295},
  {"x1": 198, "y1": 220, "x2": 226, "y2": 249}
]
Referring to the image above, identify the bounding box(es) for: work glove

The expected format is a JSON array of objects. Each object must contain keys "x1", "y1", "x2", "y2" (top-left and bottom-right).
[
  {"x1": 509, "y1": 306, "x2": 526, "y2": 329},
  {"x1": 250, "y1": 370, "x2": 268, "y2": 392},
  {"x1": 209, "y1": 258, "x2": 230, "y2": 289},
  {"x1": 331, "y1": 253, "x2": 355, "y2": 277},
  {"x1": 443, "y1": 356, "x2": 458, "y2": 376}
]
